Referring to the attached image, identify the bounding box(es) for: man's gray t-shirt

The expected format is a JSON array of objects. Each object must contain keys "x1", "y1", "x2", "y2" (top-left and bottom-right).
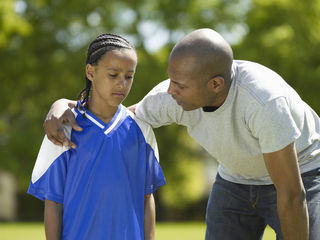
[{"x1": 136, "y1": 60, "x2": 320, "y2": 185}]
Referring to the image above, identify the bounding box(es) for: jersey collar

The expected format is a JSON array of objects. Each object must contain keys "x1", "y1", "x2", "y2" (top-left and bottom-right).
[{"x1": 75, "y1": 103, "x2": 125, "y2": 136}]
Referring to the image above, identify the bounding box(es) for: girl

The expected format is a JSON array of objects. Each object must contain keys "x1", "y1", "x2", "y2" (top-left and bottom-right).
[{"x1": 27, "y1": 33, "x2": 166, "y2": 240}]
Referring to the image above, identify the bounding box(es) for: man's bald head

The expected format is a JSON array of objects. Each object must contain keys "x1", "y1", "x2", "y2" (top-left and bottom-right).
[{"x1": 169, "y1": 28, "x2": 233, "y2": 82}]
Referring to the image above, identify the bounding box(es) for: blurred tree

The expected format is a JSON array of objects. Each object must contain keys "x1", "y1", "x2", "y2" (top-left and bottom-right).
[
  {"x1": 233, "y1": 0, "x2": 320, "y2": 113},
  {"x1": 0, "y1": 0, "x2": 32, "y2": 46}
]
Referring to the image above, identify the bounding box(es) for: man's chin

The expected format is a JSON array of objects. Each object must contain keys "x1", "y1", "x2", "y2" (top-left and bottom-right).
[
  {"x1": 175, "y1": 100, "x2": 198, "y2": 111},
  {"x1": 180, "y1": 104, "x2": 197, "y2": 111}
]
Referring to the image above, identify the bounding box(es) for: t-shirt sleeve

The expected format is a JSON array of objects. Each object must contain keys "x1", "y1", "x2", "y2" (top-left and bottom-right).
[
  {"x1": 27, "y1": 129, "x2": 71, "y2": 203},
  {"x1": 249, "y1": 97, "x2": 301, "y2": 153},
  {"x1": 136, "y1": 79, "x2": 184, "y2": 128}
]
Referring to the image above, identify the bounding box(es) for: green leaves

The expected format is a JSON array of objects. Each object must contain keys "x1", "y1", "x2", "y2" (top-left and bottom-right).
[
  {"x1": 0, "y1": 0, "x2": 32, "y2": 46},
  {"x1": 235, "y1": 0, "x2": 320, "y2": 112}
]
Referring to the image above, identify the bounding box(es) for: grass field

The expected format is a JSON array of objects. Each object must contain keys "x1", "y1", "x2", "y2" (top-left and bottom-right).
[{"x1": 0, "y1": 222, "x2": 276, "y2": 239}]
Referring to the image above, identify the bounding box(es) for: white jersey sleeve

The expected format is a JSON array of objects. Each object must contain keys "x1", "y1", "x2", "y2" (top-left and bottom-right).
[{"x1": 31, "y1": 126, "x2": 72, "y2": 184}]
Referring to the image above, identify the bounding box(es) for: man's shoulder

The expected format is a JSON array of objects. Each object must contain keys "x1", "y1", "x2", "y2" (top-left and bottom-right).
[
  {"x1": 149, "y1": 79, "x2": 170, "y2": 94},
  {"x1": 234, "y1": 60, "x2": 283, "y2": 82},
  {"x1": 233, "y1": 60, "x2": 292, "y2": 105}
]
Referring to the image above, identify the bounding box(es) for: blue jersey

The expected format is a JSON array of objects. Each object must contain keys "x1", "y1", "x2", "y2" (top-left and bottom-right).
[{"x1": 27, "y1": 104, "x2": 166, "y2": 240}]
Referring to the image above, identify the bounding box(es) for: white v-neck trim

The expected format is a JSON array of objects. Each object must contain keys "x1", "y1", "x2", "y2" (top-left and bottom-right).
[
  {"x1": 78, "y1": 109, "x2": 105, "y2": 129},
  {"x1": 104, "y1": 106, "x2": 124, "y2": 135},
  {"x1": 75, "y1": 104, "x2": 125, "y2": 134}
]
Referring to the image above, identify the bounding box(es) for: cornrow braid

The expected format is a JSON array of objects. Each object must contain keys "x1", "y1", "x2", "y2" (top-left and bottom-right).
[{"x1": 77, "y1": 33, "x2": 136, "y2": 113}]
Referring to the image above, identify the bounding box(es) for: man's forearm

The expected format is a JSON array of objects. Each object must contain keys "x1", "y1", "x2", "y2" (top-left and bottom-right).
[
  {"x1": 277, "y1": 192, "x2": 309, "y2": 240},
  {"x1": 45, "y1": 199, "x2": 63, "y2": 240},
  {"x1": 263, "y1": 143, "x2": 309, "y2": 240},
  {"x1": 144, "y1": 194, "x2": 155, "y2": 240}
]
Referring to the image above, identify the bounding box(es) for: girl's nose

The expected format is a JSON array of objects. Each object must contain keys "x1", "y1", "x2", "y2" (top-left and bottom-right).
[{"x1": 117, "y1": 77, "x2": 126, "y2": 88}]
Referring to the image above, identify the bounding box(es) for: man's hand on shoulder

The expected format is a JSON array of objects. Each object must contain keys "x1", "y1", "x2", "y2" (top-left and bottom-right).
[
  {"x1": 43, "y1": 99, "x2": 80, "y2": 149},
  {"x1": 128, "y1": 104, "x2": 137, "y2": 114}
]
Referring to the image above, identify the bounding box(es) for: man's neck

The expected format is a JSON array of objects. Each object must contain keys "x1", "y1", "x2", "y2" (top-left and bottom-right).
[{"x1": 202, "y1": 106, "x2": 219, "y2": 112}]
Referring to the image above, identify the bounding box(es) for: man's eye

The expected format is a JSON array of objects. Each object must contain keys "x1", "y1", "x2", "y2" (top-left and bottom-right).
[
  {"x1": 178, "y1": 85, "x2": 185, "y2": 89},
  {"x1": 109, "y1": 74, "x2": 117, "y2": 78},
  {"x1": 126, "y1": 76, "x2": 134, "y2": 80}
]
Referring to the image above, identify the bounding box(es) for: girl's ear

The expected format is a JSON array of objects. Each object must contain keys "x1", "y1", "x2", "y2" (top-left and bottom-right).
[
  {"x1": 207, "y1": 76, "x2": 225, "y2": 93},
  {"x1": 86, "y1": 64, "x2": 95, "y2": 81}
]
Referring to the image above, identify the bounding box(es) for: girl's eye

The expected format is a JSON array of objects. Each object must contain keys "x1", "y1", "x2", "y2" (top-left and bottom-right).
[
  {"x1": 109, "y1": 74, "x2": 117, "y2": 78},
  {"x1": 126, "y1": 76, "x2": 134, "y2": 80}
]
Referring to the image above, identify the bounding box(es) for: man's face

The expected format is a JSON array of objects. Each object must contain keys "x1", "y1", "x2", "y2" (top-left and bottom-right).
[{"x1": 167, "y1": 55, "x2": 212, "y2": 111}]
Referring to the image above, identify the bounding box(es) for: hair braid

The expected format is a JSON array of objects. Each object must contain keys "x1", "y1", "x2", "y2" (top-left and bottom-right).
[{"x1": 77, "y1": 33, "x2": 135, "y2": 112}]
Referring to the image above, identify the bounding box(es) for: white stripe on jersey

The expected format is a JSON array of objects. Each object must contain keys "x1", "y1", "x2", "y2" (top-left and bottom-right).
[
  {"x1": 78, "y1": 109, "x2": 105, "y2": 129},
  {"x1": 31, "y1": 126, "x2": 71, "y2": 183},
  {"x1": 104, "y1": 106, "x2": 124, "y2": 135}
]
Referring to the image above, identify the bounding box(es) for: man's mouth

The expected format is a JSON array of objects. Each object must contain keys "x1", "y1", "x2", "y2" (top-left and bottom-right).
[
  {"x1": 176, "y1": 101, "x2": 182, "y2": 106},
  {"x1": 171, "y1": 96, "x2": 181, "y2": 105}
]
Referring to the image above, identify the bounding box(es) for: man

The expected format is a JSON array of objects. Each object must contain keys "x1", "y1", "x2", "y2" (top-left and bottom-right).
[{"x1": 44, "y1": 29, "x2": 320, "y2": 240}]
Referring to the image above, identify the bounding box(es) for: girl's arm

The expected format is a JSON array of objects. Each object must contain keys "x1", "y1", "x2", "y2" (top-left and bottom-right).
[
  {"x1": 144, "y1": 194, "x2": 156, "y2": 240},
  {"x1": 44, "y1": 199, "x2": 63, "y2": 240}
]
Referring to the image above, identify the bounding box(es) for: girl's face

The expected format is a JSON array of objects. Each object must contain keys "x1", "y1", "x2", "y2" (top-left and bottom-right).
[{"x1": 86, "y1": 49, "x2": 137, "y2": 110}]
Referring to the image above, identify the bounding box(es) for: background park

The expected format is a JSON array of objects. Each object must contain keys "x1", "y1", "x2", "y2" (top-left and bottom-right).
[{"x1": 1, "y1": 0, "x2": 320, "y2": 239}]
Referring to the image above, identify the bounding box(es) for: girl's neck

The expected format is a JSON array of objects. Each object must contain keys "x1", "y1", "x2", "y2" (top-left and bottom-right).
[{"x1": 87, "y1": 98, "x2": 119, "y2": 124}]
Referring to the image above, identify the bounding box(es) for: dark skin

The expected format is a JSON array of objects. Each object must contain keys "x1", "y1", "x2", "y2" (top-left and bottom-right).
[
  {"x1": 263, "y1": 143, "x2": 308, "y2": 240},
  {"x1": 167, "y1": 52, "x2": 231, "y2": 111},
  {"x1": 45, "y1": 199, "x2": 62, "y2": 240},
  {"x1": 44, "y1": 99, "x2": 79, "y2": 148},
  {"x1": 44, "y1": 28, "x2": 309, "y2": 240}
]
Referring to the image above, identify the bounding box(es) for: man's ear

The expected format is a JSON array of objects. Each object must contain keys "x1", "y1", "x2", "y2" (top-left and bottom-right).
[
  {"x1": 86, "y1": 64, "x2": 95, "y2": 81},
  {"x1": 207, "y1": 76, "x2": 225, "y2": 93}
]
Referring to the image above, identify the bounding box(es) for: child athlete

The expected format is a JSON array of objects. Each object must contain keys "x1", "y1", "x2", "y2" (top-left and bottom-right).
[{"x1": 27, "y1": 33, "x2": 166, "y2": 240}]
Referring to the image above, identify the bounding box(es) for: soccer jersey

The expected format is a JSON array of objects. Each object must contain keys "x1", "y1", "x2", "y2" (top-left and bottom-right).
[{"x1": 27, "y1": 104, "x2": 166, "y2": 240}]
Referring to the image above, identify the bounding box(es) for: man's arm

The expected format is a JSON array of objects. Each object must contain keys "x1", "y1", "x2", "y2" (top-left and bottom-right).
[
  {"x1": 263, "y1": 142, "x2": 309, "y2": 240},
  {"x1": 44, "y1": 199, "x2": 63, "y2": 240},
  {"x1": 135, "y1": 80, "x2": 182, "y2": 128},
  {"x1": 144, "y1": 194, "x2": 156, "y2": 240},
  {"x1": 44, "y1": 99, "x2": 80, "y2": 148}
]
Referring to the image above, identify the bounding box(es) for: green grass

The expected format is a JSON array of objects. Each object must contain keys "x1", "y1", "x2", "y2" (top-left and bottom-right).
[
  {"x1": 155, "y1": 222, "x2": 276, "y2": 239},
  {"x1": 0, "y1": 222, "x2": 276, "y2": 239}
]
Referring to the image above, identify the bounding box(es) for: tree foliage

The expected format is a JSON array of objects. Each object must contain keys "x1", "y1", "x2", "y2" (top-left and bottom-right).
[{"x1": 233, "y1": 0, "x2": 320, "y2": 112}]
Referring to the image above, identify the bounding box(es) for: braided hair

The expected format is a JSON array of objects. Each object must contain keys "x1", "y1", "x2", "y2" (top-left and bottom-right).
[{"x1": 78, "y1": 33, "x2": 136, "y2": 111}]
